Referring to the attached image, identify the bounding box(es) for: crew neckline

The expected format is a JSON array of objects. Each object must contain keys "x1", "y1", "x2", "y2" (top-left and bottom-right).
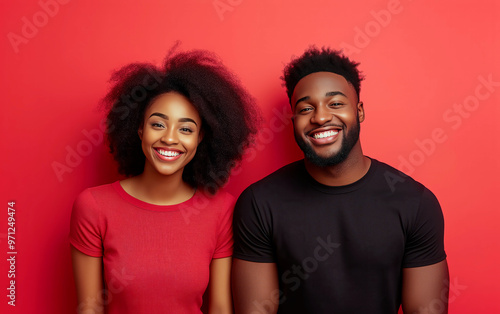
[
  {"x1": 300, "y1": 157, "x2": 378, "y2": 195},
  {"x1": 112, "y1": 181, "x2": 201, "y2": 212}
]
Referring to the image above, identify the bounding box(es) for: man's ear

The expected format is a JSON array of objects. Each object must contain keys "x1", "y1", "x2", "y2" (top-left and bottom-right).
[{"x1": 357, "y1": 102, "x2": 365, "y2": 123}]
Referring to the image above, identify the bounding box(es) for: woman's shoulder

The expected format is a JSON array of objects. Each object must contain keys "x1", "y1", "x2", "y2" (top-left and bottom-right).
[
  {"x1": 74, "y1": 181, "x2": 121, "y2": 206},
  {"x1": 194, "y1": 188, "x2": 235, "y2": 213}
]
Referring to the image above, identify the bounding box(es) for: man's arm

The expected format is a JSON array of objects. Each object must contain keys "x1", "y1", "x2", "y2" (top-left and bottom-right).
[
  {"x1": 401, "y1": 259, "x2": 449, "y2": 314},
  {"x1": 232, "y1": 259, "x2": 279, "y2": 314}
]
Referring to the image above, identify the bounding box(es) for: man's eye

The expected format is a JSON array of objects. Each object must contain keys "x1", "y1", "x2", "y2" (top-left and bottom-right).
[
  {"x1": 330, "y1": 102, "x2": 343, "y2": 107},
  {"x1": 299, "y1": 107, "x2": 312, "y2": 113}
]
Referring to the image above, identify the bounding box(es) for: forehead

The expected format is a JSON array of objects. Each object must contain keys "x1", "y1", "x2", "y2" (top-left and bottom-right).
[
  {"x1": 145, "y1": 92, "x2": 200, "y2": 119},
  {"x1": 291, "y1": 72, "x2": 357, "y2": 105}
]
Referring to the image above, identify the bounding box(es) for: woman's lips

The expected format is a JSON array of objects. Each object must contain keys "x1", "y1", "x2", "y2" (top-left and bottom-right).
[{"x1": 154, "y1": 148, "x2": 183, "y2": 161}]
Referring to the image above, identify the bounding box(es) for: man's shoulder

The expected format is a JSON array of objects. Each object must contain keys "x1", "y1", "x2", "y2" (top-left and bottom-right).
[
  {"x1": 240, "y1": 160, "x2": 304, "y2": 197},
  {"x1": 253, "y1": 159, "x2": 303, "y2": 185},
  {"x1": 370, "y1": 157, "x2": 430, "y2": 195}
]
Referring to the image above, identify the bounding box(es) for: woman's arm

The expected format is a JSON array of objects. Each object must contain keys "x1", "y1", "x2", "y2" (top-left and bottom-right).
[
  {"x1": 71, "y1": 246, "x2": 105, "y2": 314},
  {"x1": 208, "y1": 257, "x2": 233, "y2": 314}
]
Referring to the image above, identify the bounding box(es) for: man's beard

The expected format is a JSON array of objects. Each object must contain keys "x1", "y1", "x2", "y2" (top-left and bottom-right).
[{"x1": 294, "y1": 117, "x2": 361, "y2": 168}]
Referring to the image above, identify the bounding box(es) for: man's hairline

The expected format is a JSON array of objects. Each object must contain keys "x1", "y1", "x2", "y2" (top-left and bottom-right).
[{"x1": 288, "y1": 70, "x2": 361, "y2": 108}]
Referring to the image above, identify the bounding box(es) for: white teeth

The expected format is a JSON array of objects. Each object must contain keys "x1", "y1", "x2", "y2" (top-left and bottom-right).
[
  {"x1": 157, "y1": 149, "x2": 180, "y2": 157},
  {"x1": 313, "y1": 130, "x2": 338, "y2": 139}
]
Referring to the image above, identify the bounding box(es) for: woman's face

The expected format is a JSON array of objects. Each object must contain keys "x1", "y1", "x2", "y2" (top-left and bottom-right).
[{"x1": 139, "y1": 92, "x2": 202, "y2": 177}]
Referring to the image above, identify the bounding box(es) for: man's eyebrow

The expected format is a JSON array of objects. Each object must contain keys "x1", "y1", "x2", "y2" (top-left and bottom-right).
[
  {"x1": 295, "y1": 96, "x2": 310, "y2": 107},
  {"x1": 325, "y1": 91, "x2": 347, "y2": 97},
  {"x1": 149, "y1": 113, "x2": 198, "y2": 126},
  {"x1": 294, "y1": 91, "x2": 347, "y2": 107}
]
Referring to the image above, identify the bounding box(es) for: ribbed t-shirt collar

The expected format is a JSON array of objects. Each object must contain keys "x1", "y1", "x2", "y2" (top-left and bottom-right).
[
  {"x1": 299, "y1": 157, "x2": 378, "y2": 195},
  {"x1": 112, "y1": 181, "x2": 203, "y2": 212}
]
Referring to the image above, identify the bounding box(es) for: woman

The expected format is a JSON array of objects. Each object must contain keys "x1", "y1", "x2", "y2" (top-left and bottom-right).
[{"x1": 70, "y1": 48, "x2": 259, "y2": 313}]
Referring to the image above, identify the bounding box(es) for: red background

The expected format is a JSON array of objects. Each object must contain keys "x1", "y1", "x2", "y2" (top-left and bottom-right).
[{"x1": 1, "y1": 0, "x2": 499, "y2": 313}]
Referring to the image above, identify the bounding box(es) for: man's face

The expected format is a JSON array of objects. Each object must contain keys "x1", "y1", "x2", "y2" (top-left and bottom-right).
[{"x1": 291, "y1": 72, "x2": 364, "y2": 167}]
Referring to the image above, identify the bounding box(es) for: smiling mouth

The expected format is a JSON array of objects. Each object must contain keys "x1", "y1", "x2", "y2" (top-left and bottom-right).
[
  {"x1": 312, "y1": 130, "x2": 339, "y2": 139},
  {"x1": 155, "y1": 148, "x2": 182, "y2": 157}
]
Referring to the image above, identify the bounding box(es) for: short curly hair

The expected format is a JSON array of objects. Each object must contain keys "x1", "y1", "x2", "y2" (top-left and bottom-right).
[
  {"x1": 282, "y1": 46, "x2": 364, "y2": 104},
  {"x1": 102, "y1": 48, "x2": 260, "y2": 193}
]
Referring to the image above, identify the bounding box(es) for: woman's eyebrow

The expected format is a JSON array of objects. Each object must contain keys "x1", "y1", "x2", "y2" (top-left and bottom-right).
[
  {"x1": 149, "y1": 113, "x2": 198, "y2": 126},
  {"x1": 179, "y1": 118, "x2": 198, "y2": 126},
  {"x1": 149, "y1": 112, "x2": 168, "y2": 119}
]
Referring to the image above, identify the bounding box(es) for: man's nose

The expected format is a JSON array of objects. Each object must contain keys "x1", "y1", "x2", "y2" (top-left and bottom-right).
[{"x1": 311, "y1": 106, "x2": 332, "y2": 125}]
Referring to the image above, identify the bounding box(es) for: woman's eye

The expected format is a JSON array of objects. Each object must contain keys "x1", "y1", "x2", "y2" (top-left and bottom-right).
[
  {"x1": 151, "y1": 122, "x2": 165, "y2": 128},
  {"x1": 180, "y1": 127, "x2": 193, "y2": 133}
]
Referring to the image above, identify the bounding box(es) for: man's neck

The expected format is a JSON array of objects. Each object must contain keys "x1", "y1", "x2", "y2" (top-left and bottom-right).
[{"x1": 304, "y1": 147, "x2": 371, "y2": 187}]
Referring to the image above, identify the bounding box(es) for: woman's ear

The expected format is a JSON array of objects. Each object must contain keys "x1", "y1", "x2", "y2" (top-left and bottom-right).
[
  {"x1": 138, "y1": 126, "x2": 143, "y2": 140},
  {"x1": 198, "y1": 130, "x2": 204, "y2": 144}
]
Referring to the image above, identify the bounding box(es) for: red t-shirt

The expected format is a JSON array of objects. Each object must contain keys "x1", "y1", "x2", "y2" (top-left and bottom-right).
[{"x1": 70, "y1": 181, "x2": 234, "y2": 313}]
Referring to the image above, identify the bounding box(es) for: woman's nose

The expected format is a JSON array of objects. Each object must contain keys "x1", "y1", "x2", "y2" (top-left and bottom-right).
[{"x1": 161, "y1": 127, "x2": 178, "y2": 144}]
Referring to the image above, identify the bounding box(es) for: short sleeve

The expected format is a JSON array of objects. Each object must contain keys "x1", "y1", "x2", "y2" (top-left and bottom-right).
[
  {"x1": 69, "y1": 189, "x2": 104, "y2": 257},
  {"x1": 212, "y1": 193, "x2": 235, "y2": 259},
  {"x1": 403, "y1": 188, "x2": 447, "y2": 268},
  {"x1": 233, "y1": 186, "x2": 275, "y2": 262}
]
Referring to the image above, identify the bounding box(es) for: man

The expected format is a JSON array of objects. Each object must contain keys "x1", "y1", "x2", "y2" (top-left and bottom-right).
[{"x1": 232, "y1": 47, "x2": 449, "y2": 314}]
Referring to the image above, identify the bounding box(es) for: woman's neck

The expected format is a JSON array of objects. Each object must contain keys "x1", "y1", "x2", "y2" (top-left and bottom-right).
[{"x1": 120, "y1": 166, "x2": 196, "y2": 206}]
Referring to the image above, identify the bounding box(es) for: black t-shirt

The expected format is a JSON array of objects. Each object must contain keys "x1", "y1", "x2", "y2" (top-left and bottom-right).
[{"x1": 233, "y1": 158, "x2": 446, "y2": 314}]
